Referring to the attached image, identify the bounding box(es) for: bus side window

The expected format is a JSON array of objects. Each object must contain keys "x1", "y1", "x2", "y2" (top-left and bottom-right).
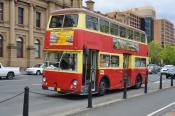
[
  {"x1": 141, "y1": 34, "x2": 146, "y2": 43},
  {"x1": 127, "y1": 29, "x2": 133, "y2": 40},
  {"x1": 110, "y1": 23, "x2": 118, "y2": 36},
  {"x1": 86, "y1": 15, "x2": 98, "y2": 31},
  {"x1": 120, "y1": 26, "x2": 126, "y2": 38},
  {"x1": 134, "y1": 32, "x2": 141, "y2": 42},
  {"x1": 111, "y1": 55, "x2": 119, "y2": 67},
  {"x1": 100, "y1": 54, "x2": 110, "y2": 67},
  {"x1": 100, "y1": 19, "x2": 109, "y2": 34}
]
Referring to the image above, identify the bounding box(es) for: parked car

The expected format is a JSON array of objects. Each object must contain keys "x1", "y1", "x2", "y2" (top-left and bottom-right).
[
  {"x1": 0, "y1": 63, "x2": 21, "y2": 79},
  {"x1": 165, "y1": 66, "x2": 175, "y2": 78},
  {"x1": 160, "y1": 65, "x2": 174, "y2": 74},
  {"x1": 25, "y1": 64, "x2": 44, "y2": 75},
  {"x1": 148, "y1": 64, "x2": 161, "y2": 74}
]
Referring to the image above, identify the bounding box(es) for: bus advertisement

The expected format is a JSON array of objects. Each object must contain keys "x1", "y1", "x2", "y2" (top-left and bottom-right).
[{"x1": 42, "y1": 8, "x2": 148, "y2": 95}]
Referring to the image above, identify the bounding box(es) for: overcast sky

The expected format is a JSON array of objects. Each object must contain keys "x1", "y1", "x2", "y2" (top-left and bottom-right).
[{"x1": 83, "y1": 0, "x2": 175, "y2": 25}]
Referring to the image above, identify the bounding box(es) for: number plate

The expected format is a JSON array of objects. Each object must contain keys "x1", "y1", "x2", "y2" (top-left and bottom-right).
[{"x1": 48, "y1": 87, "x2": 55, "y2": 91}]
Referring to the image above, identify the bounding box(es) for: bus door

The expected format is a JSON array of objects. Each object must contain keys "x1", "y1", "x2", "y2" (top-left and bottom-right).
[
  {"x1": 123, "y1": 54, "x2": 130, "y2": 86},
  {"x1": 83, "y1": 49, "x2": 98, "y2": 92}
]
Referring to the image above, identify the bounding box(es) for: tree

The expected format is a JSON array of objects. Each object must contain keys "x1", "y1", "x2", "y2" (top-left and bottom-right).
[
  {"x1": 161, "y1": 44, "x2": 175, "y2": 65},
  {"x1": 148, "y1": 41, "x2": 163, "y2": 64}
]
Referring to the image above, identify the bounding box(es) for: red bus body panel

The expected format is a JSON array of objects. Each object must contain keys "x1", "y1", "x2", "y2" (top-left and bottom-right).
[{"x1": 43, "y1": 29, "x2": 148, "y2": 94}]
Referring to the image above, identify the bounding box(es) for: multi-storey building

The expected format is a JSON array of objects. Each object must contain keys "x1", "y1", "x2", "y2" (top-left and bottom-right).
[
  {"x1": 106, "y1": 11, "x2": 142, "y2": 30},
  {"x1": 154, "y1": 19, "x2": 175, "y2": 47},
  {"x1": 130, "y1": 7, "x2": 156, "y2": 43},
  {"x1": 106, "y1": 6, "x2": 156, "y2": 43},
  {"x1": 0, "y1": 0, "x2": 82, "y2": 67}
]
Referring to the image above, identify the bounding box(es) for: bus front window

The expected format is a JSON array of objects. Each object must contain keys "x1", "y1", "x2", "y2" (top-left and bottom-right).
[
  {"x1": 49, "y1": 14, "x2": 78, "y2": 28},
  {"x1": 46, "y1": 52, "x2": 77, "y2": 71}
]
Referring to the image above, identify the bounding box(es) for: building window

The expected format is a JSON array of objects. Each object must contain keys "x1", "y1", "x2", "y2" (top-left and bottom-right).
[
  {"x1": 16, "y1": 37, "x2": 23, "y2": 58},
  {"x1": 34, "y1": 39, "x2": 40, "y2": 58},
  {"x1": 36, "y1": 12, "x2": 41, "y2": 28},
  {"x1": 0, "y1": 35, "x2": 3, "y2": 57},
  {"x1": 18, "y1": 7, "x2": 24, "y2": 24},
  {"x1": 0, "y1": 2, "x2": 3, "y2": 21}
]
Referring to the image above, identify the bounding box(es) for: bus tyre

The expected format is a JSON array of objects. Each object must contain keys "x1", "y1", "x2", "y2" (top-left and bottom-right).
[
  {"x1": 135, "y1": 76, "x2": 142, "y2": 89},
  {"x1": 98, "y1": 79, "x2": 107, "y2": 96},
  {"x1": 6, "y1": 72, "x2": 14, "y2": 80}
]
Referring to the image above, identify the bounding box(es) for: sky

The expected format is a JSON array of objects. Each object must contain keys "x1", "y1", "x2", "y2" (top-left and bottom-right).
[{"x1": 83, "y1": 0, "x2": 175, "y2": 25}]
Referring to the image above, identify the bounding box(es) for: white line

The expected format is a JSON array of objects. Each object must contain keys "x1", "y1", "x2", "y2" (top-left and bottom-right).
[
  {"x1": 32, "y1": 84, "x2": 41, "y2": 86},
  {"x1": 147, "y1": 101, "x2": 175, "y2": 116},
  {"x1": 154, "y1": 80, "x2": 167, "y2": 84},
  {"x1": 0, "y1": 79, "x2": 29, "y2": 83}
]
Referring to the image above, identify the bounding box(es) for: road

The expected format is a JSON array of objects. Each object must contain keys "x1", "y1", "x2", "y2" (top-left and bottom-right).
[
  {"x1": 0, "y1": 74, "x2": 174, "y2": 116},
  {"x1": 73, "y1": 87, "x2": 175, "y2": 116}
]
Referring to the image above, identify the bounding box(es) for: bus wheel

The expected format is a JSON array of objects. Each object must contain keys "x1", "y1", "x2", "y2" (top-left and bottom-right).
[
  {"x1": 98, "y1": 79, "x2": 107, "y2": 96},
  {"x1": 135, "y1": 76, "x2": 142, "y2": 89}
]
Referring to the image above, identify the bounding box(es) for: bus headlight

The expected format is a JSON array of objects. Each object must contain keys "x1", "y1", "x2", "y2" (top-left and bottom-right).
[
  {"x1": 43, "y1": 77, "x2": 46, "y2": 82},
  {"x1": 72, "y1": 80, "x2": 78, "y2": 86}
]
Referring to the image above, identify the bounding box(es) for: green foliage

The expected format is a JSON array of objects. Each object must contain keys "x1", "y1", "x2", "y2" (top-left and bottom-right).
[
  {"x1": 148, "y1": 41, "x2": 162, "y2": 64},
  {"x1": 148, "y1": 41, "x2": 175, "y2": 65}
]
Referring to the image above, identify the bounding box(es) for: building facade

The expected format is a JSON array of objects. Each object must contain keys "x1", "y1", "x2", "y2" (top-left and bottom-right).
[
  {"x1": 0, "y1": 0, "x2": 82, "y2": 67},
  {"x1": 154, "y1": 19, "x2": 175, "y2": 47},
  {"x1": 106, "y1": 11, "x2": 142, "y2": 30},
  {"x1": 106, "y1": 7, "x2": 156, "y2": 43},
  {"x1": 130, "y1": 7, "x2": 155, "y2": 43}
]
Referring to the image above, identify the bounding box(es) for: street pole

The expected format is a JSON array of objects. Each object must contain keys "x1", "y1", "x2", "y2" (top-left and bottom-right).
[
  {"x1": 23, "y1": 87, "x2": 29, "y2": 116},
  {"x1": 87, "y1": 79, "x2": 92, "y2": 108},
  {"x1": 171, "y1": 75, "x2": 173, "y2": 87},
  {"x1": 144, "y1": 76, "x2": 148, "y2": 94},
  {"x1": 160, "y1": 74, "x2": 162, "y2": 89}
]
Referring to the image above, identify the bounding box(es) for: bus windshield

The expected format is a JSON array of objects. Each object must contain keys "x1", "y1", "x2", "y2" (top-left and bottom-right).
[
  {"x1": 45, "y1": 52, "x2": 77, "y2": 71},
  {"x1": 49, "y1": 14, "x2": 78, "y2": 28}
]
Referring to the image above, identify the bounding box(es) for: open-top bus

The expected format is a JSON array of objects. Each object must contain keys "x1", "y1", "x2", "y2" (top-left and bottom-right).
[{"x1": 42, "y1": 8, "x2": 148, "y2": 95}]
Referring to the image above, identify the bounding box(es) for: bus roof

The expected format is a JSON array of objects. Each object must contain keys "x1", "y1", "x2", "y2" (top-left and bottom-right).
[{"x1": 51, "y1": 8, "x2": 146, "y2": 34}]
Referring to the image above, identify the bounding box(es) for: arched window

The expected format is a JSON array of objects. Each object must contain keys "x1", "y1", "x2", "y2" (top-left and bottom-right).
[
  {"x1": 0, "y1": 35, "x2": 3, "y2": 57},
  {"x1": 16, "y1": 37, "x2": 23, "y2": 58},
  {"x1": 34, "y1": 39, "x2": 40, "y2": 58}
]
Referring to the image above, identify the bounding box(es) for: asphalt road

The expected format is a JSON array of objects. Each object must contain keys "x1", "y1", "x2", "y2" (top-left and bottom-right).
[
  {"x1": 73, "y1": 87, "x2": 175, "y2": 116},
  {"x1": 0, "y1": 74, "x2": 174, "y2": 116}
]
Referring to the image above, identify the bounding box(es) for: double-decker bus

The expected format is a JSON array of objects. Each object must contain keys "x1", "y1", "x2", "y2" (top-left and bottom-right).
[{"x1": 42, "y1": 8, "x2": 148, "y2": 95}]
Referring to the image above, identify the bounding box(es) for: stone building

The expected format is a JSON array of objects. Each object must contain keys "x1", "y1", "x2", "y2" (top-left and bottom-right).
[{"x1": 0, "y1": 0, "x2": 82, "y2": 67}]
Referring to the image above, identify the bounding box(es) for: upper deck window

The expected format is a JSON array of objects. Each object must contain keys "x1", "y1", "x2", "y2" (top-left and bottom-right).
[
  {"x1": 100, "y1": 19, "x2": 109, "y2": 33},
  {"x1": 119, "y1": 26, "x2": 126, "y2": 38},
  {"x1": 86, "y1": 15, "x2": 98, "y2": 30},
  {"x1": 63, "y1": 14, "x2": 78, "y2": 27},
  {"x1": 49, "y1": 15, "x2": 64, "y2": 28},
  {"x1": 49, "y1": 14, "x2": 78, "y2": 28},
  {"x1": 110, "y1": 23, "x2": 118, "y2": 36},
  {"x1": 141, "y1": 34, "x2": 146, "y2": 43}
]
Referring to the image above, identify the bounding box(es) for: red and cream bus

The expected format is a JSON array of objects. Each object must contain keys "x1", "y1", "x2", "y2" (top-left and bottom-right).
[{"x1": 42, "y1": 8, "x2": 148, "y2": 95}]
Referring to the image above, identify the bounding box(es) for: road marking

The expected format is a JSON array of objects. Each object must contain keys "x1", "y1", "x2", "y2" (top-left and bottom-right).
[
  {"x1": 32, "y1": 84, "x2": 41, "y2": 86},
  {"x1": 147, "y1": 101, "x2": 175, "y2": 116},
  {"x1": 154, "y1": 80, "x2": 167, "y2": 84},
  {"x1": 0, "y1": 79, "x2": 29, "y2": 83}
]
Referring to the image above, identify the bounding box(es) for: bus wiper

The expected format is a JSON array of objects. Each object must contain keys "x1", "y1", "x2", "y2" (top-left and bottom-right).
[{"x1": 58, "y1": 52, "x2": 64, "y2": 68}]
